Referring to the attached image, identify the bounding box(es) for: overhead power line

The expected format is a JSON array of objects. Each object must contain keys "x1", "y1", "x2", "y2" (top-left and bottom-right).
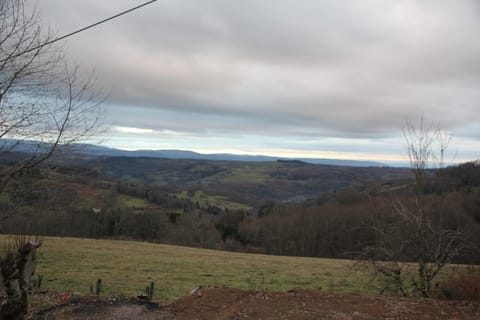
[
  {"x1": 46, "y1": 0, "x2": 158, "y2": 46},
  {"x1": 1, "y1": 0, "x2": 158, "y2": 63}
]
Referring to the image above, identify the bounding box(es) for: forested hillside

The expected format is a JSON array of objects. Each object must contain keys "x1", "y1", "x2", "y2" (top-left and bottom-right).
[
  {"x1": 73, "y1": 156, "x2": 410, "y2": 206},
  {"x1": 1, "y1": 154, "x2": 478, "y2": 263}
]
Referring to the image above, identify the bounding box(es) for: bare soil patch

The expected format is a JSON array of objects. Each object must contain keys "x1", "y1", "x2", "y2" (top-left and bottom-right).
[
  {"x1": 31, "y1": 287, "x2": 480, "y2": 320},
  {"x1": 33, "y1": 295, "x2": 174, "y2": 320}
]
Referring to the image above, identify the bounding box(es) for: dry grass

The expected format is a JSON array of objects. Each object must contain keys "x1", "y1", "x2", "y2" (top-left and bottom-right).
[{"x1": 432, "y1": 268, "x2": 480, "y2": 300}]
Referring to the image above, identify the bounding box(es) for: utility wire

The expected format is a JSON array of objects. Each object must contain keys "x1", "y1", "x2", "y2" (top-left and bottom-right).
[{"x1": 1, "y1": 0, "x2": 158, "y2": 63}]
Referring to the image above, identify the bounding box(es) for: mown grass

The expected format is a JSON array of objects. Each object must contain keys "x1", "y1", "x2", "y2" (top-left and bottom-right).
[
  {"x1": 0, "y1": 235, "x2": 380, "y2": 301},
  {"x1": 1, "y1": 235, "x2": 474, "y2": 302}
]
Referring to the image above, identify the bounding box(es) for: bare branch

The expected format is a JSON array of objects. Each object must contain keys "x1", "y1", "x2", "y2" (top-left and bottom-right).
[
  {"x1": 360, "y1": 118, "x2": 466, "y2": 297},
  {"x1": 0, "y1": 0, "x2": 104, "y2": 210}
]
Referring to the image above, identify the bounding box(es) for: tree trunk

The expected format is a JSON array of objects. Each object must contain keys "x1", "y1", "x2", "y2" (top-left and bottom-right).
[{"x1": 1, "y1": 241, "x2": 41, "y2": 320}]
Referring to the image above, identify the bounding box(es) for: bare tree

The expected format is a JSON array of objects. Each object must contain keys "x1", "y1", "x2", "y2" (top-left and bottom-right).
[
  {"x1": 0, "y1": 0, "x2": 103, "y2": 209},
  {"x1": 0, "y1": 1, "x2": 103, "y2": 318},
  {"x1": 360, "y1": 118, "x2": 466, "y2": 297}
]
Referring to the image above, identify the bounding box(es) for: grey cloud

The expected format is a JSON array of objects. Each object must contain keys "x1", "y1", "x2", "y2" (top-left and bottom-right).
[{"x1": 36, "y1": 0, "x2": 480, "y2": 142}]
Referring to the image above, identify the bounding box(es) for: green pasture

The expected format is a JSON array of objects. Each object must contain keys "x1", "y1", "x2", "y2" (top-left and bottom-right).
[
  {"x1": 1, "y1": 236, "x2": 474, "y2": 302},
  {"x1": 216, "y1": 164, "x2": 273, "y2": 184},
  {"x1": 0, "y1": 236, "x2": 377, "y2": 301},
  {"x1": 116, "y1": 194, "x2": 158, "y2": 209},
  {"x1": 175, "y1": 190, "x2": 251, "y2": 211}
]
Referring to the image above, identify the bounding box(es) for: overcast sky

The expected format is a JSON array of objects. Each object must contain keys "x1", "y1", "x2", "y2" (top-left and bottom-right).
[{"x1": 35, "y1": 0, "x2": 480, "y2": 164}]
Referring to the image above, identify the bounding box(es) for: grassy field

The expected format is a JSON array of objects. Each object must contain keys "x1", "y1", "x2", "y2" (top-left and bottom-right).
[
  {"x1": 0, "y1": 236, "x2": 381, "y2": 301},
  {"x1": 175, "y1": 190, "x2": 252, "y2": 211},
  {"x1": 116, "y1": 194, "x2": 159, "y2": 209},
  {"x1": 1, "y1": 236, "x2": 474, "y2": 302}
]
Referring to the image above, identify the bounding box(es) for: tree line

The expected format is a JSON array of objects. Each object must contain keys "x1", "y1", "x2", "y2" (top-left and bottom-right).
[{"x1": 1, "y1": 161, "x2": 479, "y2": 266}]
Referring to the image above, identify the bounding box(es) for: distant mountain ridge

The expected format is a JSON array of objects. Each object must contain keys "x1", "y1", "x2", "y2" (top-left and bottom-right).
[
  {"x1": 71, "y1": 143, "x2": 384, "y2": 167},
  {"x1": 1, "y1": 139, "x2": 384, "y2": 167}
]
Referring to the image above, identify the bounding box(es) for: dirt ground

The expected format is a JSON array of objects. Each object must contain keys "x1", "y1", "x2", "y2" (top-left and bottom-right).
[{"x1": 30, "y1": 287, "x2": 480, "y2": 320}]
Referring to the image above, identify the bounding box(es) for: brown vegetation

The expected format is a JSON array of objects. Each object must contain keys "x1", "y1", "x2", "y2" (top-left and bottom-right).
[{"x1": 433, "y1": 272, "x2": 480, "y2": 300}]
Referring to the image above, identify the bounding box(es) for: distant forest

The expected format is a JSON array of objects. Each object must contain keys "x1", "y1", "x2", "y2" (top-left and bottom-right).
[{"x1": 1, "y1": 154, "x2": 479, "y2": 264}]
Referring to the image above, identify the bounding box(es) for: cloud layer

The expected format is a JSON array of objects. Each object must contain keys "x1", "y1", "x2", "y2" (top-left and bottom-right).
[{"x1": 34, "y1": 0, "x2": 480, "y2": 161}]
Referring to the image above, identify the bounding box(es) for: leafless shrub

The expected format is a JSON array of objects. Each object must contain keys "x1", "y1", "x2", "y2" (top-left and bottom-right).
[{"x1": 359, "y1": 118, "x2": 468, "y2": 297}]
